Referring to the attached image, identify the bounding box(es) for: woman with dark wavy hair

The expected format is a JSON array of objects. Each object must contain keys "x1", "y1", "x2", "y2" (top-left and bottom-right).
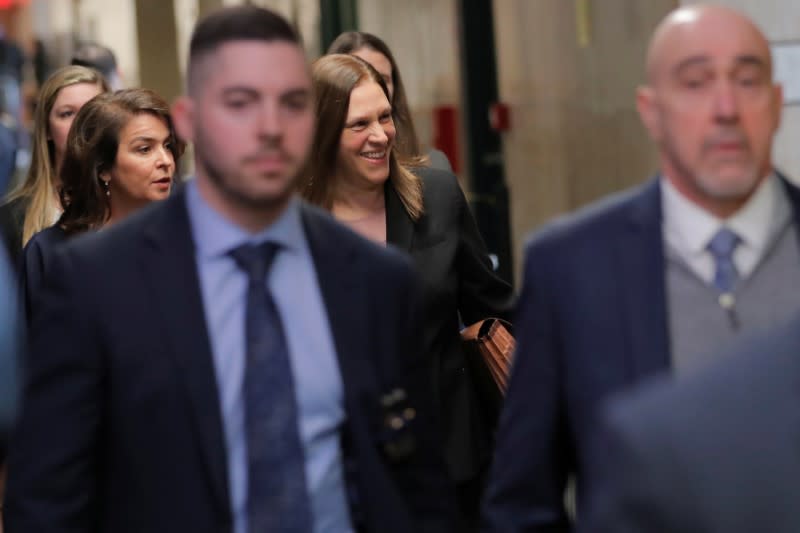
[
  {"x1": 20, "y1": 88, "x2": 183, "y2": 322},
  {"x1": 300, "y1": 54, "x2": 512, "y2": 531}
]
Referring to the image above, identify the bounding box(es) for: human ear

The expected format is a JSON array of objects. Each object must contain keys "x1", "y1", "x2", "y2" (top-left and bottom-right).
[
  {"x1": 636, "y1": 85, "x2": 662, "y2": 142},
  {"x1": 171, "y1": 97, "x2": 195, "y2": 144}
]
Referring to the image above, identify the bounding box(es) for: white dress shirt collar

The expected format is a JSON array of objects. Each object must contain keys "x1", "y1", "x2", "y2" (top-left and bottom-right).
[{"x1": 660, "y1": 172, "x2": 792, "y2": 283}]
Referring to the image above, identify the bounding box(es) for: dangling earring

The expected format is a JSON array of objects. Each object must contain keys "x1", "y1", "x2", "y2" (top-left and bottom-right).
[{"x1": 102, "y1": 179, "x2": 110, "y2": 197}]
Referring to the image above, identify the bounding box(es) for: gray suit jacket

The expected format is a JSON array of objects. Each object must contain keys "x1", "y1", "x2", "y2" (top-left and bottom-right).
[{"x1": 580, "y1": 315, "x2": 800, "y2": 533}]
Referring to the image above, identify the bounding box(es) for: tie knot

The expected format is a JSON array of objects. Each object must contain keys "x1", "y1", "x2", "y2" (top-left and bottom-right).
[
  {"x1": 229, "y1": 241, "x2": 281, "y2": 283},
  {"x1": 707, "y1": 227, "x2": 740, "y2": 259}
]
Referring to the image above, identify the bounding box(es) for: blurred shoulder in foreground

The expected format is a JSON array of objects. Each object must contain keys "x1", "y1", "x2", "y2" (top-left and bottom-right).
[{"x1": 581, "y1": 314, "x2": 800, "y2": 533}]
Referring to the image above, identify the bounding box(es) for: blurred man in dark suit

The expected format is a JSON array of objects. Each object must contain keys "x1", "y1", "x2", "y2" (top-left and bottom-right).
[
  {"x1": 483, "y1": 4, "x2": 796, "y2": 531},
  {"x1": 71, "y1": 42, "x2": 124, "y2": 90},
  {"x1": 0, "y1": 243, "x2": 20, "y2": 533},
  {"x1": 4, "y1": 6, "x2": 453, "y2": 533},
  {"x1": 0, "y1": 111, "x2": 16, "y2": 197},
  {"x1": 0, "y1": 244, "x2": 19, "y2": 456},
  {"x1": 580, "y1": 314, "x2": 800, "y2": 533}
]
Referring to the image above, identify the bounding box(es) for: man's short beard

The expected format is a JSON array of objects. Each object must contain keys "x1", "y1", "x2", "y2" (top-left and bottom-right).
[
  {"x1": 197, "y1": 146, "x2": 294, "y2": 211},
  {"x1": 663, "y1": 138, "x2": 762, "y2": 204},
  {"x1": 695, "y1": 165, "x2": 761, "y2": 201}
]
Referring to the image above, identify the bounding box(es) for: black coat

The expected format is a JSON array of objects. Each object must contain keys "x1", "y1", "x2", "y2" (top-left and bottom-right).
[
  {"x1": 19, "y1": 224, "x2": 68, "y2": 324},
  {"x1": 385, "y1": 167, "x2": 513, "y2": 482},
  {"x1": 4, "y1": 191, "x2": 455, "y2": 533},
  {"x1": 0, "y1": 195, "x2": 26, "y2": 268}
]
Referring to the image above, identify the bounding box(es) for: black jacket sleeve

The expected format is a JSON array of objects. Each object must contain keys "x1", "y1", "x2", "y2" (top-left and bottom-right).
[{"x1": 4, "y1": 246, "x2": 102, "y2": 532}]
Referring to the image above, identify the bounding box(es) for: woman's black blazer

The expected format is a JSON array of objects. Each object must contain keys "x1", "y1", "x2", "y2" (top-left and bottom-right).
[
  {"x1": 0, "y1": 196, "x2": 27, "y2": 268},
  {"x1": 385, "y1": 166, "x2": 513, "y2": 482},
  {"x1": 20, "y1": 224, "x2": 67, "y2": 325}
]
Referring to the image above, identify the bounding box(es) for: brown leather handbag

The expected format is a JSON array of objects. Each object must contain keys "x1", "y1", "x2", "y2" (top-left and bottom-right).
[{"x1": 460, "y1": 318, "x2": 515, "y2": 429}]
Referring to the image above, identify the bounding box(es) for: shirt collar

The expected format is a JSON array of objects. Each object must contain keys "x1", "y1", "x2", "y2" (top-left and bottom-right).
[
  {"x1": 727, "y1": 173, "x2": 791, "y2": 253},
  {"x1": 185, "y1": 179, "x2": 305, "y2": 260},
  {"x1": 660, "y1": 172, "x2": 790, "y2": 255}
]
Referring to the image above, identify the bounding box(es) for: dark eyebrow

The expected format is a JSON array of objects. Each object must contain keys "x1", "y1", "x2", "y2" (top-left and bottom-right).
[
  {"x1": 128, "y1": 135, "x2": 169, "y2": 145},
  {"x1": 128, "y1": 137, "x2": 155, "y2": 145},
  {"x1": 221, "y1": 87, "x2": 259, "y2": 98},
  {"x1": 674, "y1": 54, "x2": 768, "y2": 76},
  {"x1": 673, "y1": 55, "x2": 711, "y2": 76},
  {"x1": 280, "y1": 88, "x2": 311, "y2": 101},
  {"x1": 220, "y1": 87, "x2": 311, "y2": 105},
  {"x1": 345, "y1": 115, "x2": 368, "y2": 126},
  {"x1": 732, "y1": 55, "x2": 768, "y2": 70},
  {"x1": 346, "y1": 105, "x2": 393, "y2": 125}
]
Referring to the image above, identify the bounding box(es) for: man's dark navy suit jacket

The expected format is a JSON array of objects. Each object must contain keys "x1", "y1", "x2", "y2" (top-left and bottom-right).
[
  {"x1": 482, "y1": 175, "x2": 800, "y2": 532},
  {"x1": 4, "y1": 190, "x2": 455, "y2": 533}
]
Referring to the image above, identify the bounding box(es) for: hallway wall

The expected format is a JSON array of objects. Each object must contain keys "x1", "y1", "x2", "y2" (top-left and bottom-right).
[
  {"x1": 494, "y1": 0, "x2": 676, "y2": 272},
  {"x1": 358, "y1": 0, "x2": 462, "y2": 166}
]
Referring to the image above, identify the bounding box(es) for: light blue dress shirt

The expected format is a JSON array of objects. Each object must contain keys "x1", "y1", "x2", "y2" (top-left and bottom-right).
[{"x1": 185, "y1": 181, "x2": 354, "y2": 533}]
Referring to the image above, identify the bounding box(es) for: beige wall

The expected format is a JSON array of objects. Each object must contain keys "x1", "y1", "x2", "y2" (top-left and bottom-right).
[
  {"x1": 682, "y1": 0, "x2": 800, "y2": 182},
  {"x1": 358, "y1": 0, "x2": 462, "y2": 162},
  {"x1": 31, "y1": 0, "x2": 139, "y2": 86},
  {"x1": 495, "y1": 0, "x2": 676, "y2": 272},
  {"x1": 30, "y1": 0, "x2": 75, "y2": 66},
  {"x1": 76, "y1": 0, "x2": 140, "y2": 85},
  {"x1": 135, "y1": 1, "x2": 182, "y2": 103},
  {"x1": 245, "y1": 0, "x2": 320, "y2": 56},
  {"x1": 32, "y1": 0, "x2": 319, "y2": 91}
]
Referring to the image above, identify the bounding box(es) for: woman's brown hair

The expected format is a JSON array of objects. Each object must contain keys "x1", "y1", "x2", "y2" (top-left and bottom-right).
[
  {"x1": 327, "y1": 31, "x2": 428, "y2": 167},
  {"x1": 58, "y1": 88, "x2": 185, "y2": 235},
  {"x1": 299, "y1": 54, "x2": 423, "y2": 221}
]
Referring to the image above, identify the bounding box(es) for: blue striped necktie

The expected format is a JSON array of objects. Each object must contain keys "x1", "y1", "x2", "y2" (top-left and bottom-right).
[{"x1": 230, "y1": 242, "x2": 312, "y2": 533}]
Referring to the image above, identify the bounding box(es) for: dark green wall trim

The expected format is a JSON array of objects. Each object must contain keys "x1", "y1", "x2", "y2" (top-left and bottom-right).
[
  {"x1": 458, "y1": 0, "x2": 513, "y2": 283},
  {"x1": 319, "y1": 0, "x2": 358, "y2": 52}
]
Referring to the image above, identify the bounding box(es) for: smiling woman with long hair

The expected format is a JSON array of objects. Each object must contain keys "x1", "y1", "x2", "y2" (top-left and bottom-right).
[
  {"x1": 327, "y1": 31, "x2": 452, "y2": 171},
  {"x1": 20, "y1": 88, "x2": 183, "y2": 323},
  {"x1": 299, "y1": 53, "x2": 513, "y2": 531}
]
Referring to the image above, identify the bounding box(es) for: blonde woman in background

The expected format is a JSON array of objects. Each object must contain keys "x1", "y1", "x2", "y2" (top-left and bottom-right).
[{"x1": 0, "y1": 66, "x2": 109, "y2": 264}]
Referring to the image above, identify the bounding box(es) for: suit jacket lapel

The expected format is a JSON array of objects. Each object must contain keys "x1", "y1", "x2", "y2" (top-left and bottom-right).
[
  {"x1": 616, "y1": 173, "x2": 800, "y2": 382},
  {"x1": 385, "y1": 181, "x2": 415, "y2": 252},
  {"x1": 139, "y1": 192, "x2": 231, "y2": 514},
  {"x1": 301, "y1": 205, "x2": 376, "y2": 401},
  {"x1": 778, "y1": 173, "x2": 800, "y2": 250},
  {"x1": 618, "y1": 178, "x2": 671, "y2": 378}
]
